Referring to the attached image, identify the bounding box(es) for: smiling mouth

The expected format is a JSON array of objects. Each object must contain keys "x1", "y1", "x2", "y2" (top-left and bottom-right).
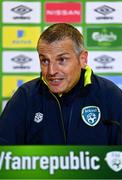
[{"x1": 48, "y1": 78, "x2": 64, "y2": 85}]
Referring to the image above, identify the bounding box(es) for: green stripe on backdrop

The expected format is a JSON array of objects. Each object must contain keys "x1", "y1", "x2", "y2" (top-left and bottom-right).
[{"x1": 0, "y1": 146, "x2": 121, "y2": 179}]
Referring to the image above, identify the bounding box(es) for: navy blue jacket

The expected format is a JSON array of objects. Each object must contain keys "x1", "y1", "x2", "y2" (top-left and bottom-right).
[{"x1": 0, "y1": 68, "x2": 122, "y2": 145}]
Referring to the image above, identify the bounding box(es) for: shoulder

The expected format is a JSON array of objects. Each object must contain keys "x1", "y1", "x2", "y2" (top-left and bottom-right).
[
  {"x1": 92, "y1": 73, "x2": 122, "y2": 96},
  {"x1": 92, "y1": 73, "x2": 121, "y2": 90},
  {"x1": 21, "y1": 77, "x2": 41, "y2": 89},
  {"x1": 16, "y1": 77, "x2": 43, "y2": 98}
]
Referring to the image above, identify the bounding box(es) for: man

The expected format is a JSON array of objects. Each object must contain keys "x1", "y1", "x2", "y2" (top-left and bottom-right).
[{"x1": 0, "y1": 23, "x2": 122, "y2": 145}]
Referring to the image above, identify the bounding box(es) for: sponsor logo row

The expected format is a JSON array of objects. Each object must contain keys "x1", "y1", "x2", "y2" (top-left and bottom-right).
[
  {"x1": 1, "y1": 51, "x2": 122, "y2": 74},
  {"x1": 1, "y1": 26, "x2": 122, "y2": 49},
  {"x1": 1, "y1": 75, "x2": 122, "y2": 101},
  {"x1": 1, "y1": 1, "x2": 122, "y2": 23}
]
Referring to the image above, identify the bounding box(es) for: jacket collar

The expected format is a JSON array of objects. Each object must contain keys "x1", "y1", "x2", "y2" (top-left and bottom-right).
[{"x1": 84, "y1": 65, "x2": 92, "y2": 87}]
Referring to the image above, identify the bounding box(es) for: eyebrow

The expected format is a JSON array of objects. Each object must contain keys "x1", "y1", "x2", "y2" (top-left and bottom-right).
[
  {"x1": 57, "y1": 53, "x2": 70, "y2": 57},
  {"x1": 39, "y1": 53, "x2": 70, "y2": 58}
]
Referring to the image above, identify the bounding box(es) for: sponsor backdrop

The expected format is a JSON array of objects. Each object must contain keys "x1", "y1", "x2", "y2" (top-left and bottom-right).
[{"x1": 0, "y1": 0, "x2": 122, "y2": 112}]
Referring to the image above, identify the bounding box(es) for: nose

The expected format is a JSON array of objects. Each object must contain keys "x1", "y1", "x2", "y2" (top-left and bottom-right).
[{"x1": 48, "y1": 63, "x2": 58, "y2": 76}]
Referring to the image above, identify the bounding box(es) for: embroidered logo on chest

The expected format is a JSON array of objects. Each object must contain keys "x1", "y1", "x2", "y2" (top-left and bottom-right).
[
  {"x1": 81, "y1": 106, "x2": 101, "y2": 126},
  {"x1": 34, "y1": 112, "x2": 43, "y2": 123}
]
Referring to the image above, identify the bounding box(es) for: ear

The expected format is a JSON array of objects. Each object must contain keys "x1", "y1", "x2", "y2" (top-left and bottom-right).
[{"x1": 79, "y1": 50, "x2": 88, "y2": 69}]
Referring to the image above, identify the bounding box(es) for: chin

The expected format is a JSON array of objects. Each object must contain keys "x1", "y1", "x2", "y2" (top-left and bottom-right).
[
  {"x1": 51, "y1": 89, "x2": 63, "y2": 94},
  {"x1": 53, "y1": 91, "x2": 62, "y2": 94}
]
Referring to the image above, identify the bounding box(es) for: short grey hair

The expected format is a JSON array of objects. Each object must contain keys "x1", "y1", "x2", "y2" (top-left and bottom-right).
[{"x1": 37, "y1": 23, "x2": 85, "y2": 55}]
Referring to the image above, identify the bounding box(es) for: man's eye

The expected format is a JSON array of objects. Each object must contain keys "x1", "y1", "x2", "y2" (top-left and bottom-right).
[
  {"x1": 41, "y1": 59, "x2": 49, "y2": 65},
  {"x1": 58, "y1": 58, "x2": 67, "y2": 65}
]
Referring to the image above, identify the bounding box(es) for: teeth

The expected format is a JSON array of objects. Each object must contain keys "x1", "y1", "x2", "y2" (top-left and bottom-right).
[{"x1": 51, "y1": 79, "x2": 60, "y2": 82}]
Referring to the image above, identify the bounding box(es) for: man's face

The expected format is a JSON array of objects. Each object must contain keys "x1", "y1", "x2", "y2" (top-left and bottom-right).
[{"x1": 38, "y1": 38, "x2": 87, "y2": 94}]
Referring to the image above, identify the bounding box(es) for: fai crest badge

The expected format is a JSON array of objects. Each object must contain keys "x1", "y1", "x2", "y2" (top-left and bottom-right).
[
  {"x1": 105, "y1": 151, "x2": 122, "y2": 172},
  {"x1": 81, "y1": 106, "x2": 101, "y2": 126}
]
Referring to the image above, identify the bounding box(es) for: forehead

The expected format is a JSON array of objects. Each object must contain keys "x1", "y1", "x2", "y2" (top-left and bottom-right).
[{"x1": 37, "y1": 38, "x2": 75, "y2": 54}]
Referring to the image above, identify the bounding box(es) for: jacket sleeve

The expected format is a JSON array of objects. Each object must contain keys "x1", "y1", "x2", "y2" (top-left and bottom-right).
[
  {"x1": 0, "y1": 87, "x2": 27, "y2": 145},
  {"x1": 106, "y1": 83, "x2": 122, "y2": 145}
]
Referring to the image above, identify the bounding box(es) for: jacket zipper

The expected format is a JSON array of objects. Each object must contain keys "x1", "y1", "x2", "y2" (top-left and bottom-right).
[{"x1": 50, "y1": 92, "x2": 67, "y2": 144}]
